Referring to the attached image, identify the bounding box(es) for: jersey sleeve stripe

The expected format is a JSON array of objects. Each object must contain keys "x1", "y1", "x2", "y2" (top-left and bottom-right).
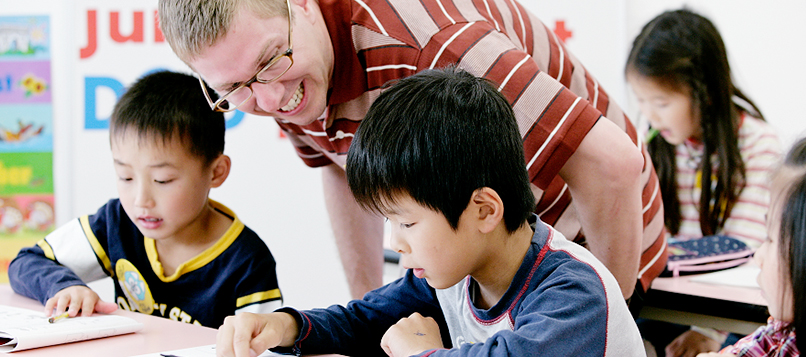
[
  {"x1": 79, "y1": 215, "x2": 113, "y2": 276},
  {"x1": 40, "y1": 217, "x2": 110, "y2": 281},
  {"x1": 236, "y1": 289, "x2": 283, "y2": 308},
  {"x1": 36, "y1": 239, "x2": 56, "y2": 261},
  {"x1": 235, "y1": 299, "x2": 283, "y2": 315}
]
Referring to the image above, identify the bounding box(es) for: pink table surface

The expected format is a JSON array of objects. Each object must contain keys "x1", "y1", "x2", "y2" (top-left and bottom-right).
[
  {"x1": 0, "y1": 284, "x2": 217, "y2": 356},
  {"x1": 650, "y1": 271, "x2": 767, "y2": 307}
]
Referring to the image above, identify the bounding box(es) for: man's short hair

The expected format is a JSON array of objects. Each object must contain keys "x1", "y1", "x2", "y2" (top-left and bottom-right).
[
  {"x1": 346, "y1": 66, "x2": 536, "y2": 233},
  {"x1": 110, "y1": 70, "x2": 225, "y2": 164},
  {"x1": 158, "y1": 0, "x2": 290, "y2": 63}
]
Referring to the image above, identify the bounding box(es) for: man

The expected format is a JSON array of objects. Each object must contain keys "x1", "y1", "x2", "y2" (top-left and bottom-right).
[{"x1": 158, "y1": 0, "x2": 667, "y2": 308}]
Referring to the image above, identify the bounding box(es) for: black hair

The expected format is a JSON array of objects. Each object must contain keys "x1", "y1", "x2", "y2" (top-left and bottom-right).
[
  {"x1": 346, "y1": 66, "x2": 535, "y2": 233},
  {"x1": 110, "y1": 70, "x2": 225, "y2": 164},
  {"x1": 777, "y1": 137, "x2": 806, "y2": 350},
  {"x1": 626, "y1": 8, "x2": 765, "y2": 236}
]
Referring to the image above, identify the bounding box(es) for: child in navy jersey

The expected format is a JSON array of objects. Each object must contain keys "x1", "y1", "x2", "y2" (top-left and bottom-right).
[{"x1": 9, "y1": 71, "x2": 282, "y2": 328}]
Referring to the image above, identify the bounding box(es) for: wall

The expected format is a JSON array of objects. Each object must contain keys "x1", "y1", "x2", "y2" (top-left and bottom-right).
[
  {"x1": 0, "y1": 0, "x2": 347, "y2": 309},
  {"x1": 624, "y1": 1, "x2": 806, "y2": 148}
]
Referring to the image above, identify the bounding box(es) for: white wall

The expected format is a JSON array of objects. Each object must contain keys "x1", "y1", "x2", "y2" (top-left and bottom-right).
[
  {"x1": 624, "y1": 1, "x2": 806, "y2": 148},
  {"x1": 522, "y1": 0, "x2": 629, "y2": 106},
  {"x1": 523, "y1": 1, "x2": 806, "y2": 149}
]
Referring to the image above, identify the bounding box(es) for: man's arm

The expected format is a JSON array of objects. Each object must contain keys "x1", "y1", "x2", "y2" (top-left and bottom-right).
[
  {"x1": 321, "y1": 163, "x2": 386, "y2": 299},
  {"x1": 559, "y1": 119, "x2": 644, "y2": 298}
]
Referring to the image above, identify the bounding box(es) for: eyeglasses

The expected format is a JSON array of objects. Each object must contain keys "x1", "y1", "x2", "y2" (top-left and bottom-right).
[{"x1": 197, "y1": 0, "x2": 294, "y2": 112}]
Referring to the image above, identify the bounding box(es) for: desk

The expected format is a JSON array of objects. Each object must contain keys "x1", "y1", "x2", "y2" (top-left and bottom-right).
[
  {"x1": 0, "y1": 284, "x2": 217, "y2": 356},
  {"x1": 639, "y1": 269, "x2": 769, "y2": 335}
]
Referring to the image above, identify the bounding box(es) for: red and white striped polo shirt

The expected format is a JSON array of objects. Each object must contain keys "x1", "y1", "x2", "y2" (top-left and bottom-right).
[{"x1": 274, "y1": 0, "x2": 667, "y2": 290}]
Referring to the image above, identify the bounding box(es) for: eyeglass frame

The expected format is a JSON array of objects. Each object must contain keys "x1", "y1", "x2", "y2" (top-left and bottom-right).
[{"x1": 197, "y1": 0, "x2": 294, "y2": 113}]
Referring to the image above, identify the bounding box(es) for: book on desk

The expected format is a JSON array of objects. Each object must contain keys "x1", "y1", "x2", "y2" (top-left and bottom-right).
[{"x1": 0, "y1": 305, "x2": 143, "y2": 352}]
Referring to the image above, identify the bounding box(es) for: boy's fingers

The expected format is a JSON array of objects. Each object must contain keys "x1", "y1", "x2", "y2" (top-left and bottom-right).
[
  {"x1": 216, "y1": 317, "x2": 237, "y2": 357},
  {"x1": 80, "y1": 296, "x2": 96, "y2": 317},
  {"x1": 44, "y1": 298, "x2": 57, "y2": 316},
  {"x1": 231, "y1": 324, "x2": 256, "y2": 357},
  {"x1": 380, "y1": 330, "x2": 394, "y2": 357},
  {"x1": 381, "y1": 343, "x2": 394, "y2": 357},
  {"x1": 218, "y1": 314, "x2": 282, "y2": 357},
  {"x1": 67, "y1": 295, "x2": 82, "y2": 317},
  {"x1": 95, "y1": 301, "x2": 118, "y2": 314},
  {"x1": 250, "y1": 328, "x2": 282, "y2": 357},
  {"x1": 55, "y1": 294, "x2": 71, "y2": 316},
  {"x1": 217, "y1": 322, "x2": 257, "y2": 357}
]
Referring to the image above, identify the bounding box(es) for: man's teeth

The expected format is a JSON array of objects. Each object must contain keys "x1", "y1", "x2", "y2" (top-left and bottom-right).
[{"x1": 280, "y1": 84, "x2": 304, "y2": 112}]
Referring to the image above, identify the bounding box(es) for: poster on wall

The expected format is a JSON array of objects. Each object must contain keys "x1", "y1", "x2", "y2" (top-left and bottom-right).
[{"x1": 0, "y1": 15, "x2": 55, "y2": 283}]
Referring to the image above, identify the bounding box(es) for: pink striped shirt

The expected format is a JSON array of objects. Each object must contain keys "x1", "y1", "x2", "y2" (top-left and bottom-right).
[{"x1": 673, "y1": 114, "x2": 782, "y2": 249}]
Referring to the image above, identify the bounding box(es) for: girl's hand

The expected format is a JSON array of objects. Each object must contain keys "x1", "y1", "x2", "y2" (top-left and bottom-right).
[
  {"x1": 696, "y1": 353, "x2": 736, "y2": 357},
  {"x1": 44, "y1": 285, "x2": 117, "y2": 317},
  {"x1": 380, "y1": 312, "x2": 443, "y2": 357}
]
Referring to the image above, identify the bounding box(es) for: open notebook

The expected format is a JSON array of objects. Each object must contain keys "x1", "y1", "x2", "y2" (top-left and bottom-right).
[{"x1": 0, "y1": 305, "x2": 143, "y2": 352}]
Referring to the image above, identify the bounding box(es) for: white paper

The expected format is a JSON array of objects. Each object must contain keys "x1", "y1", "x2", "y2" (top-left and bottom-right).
[
  {"x1": 0, "y1": 305, "x2": 143, "y2": 352},
  {"x1": 688, "y1": 264, "x2": 761, "y2": 289},
  {"x1": 131, "y1": 344, "x2": 284, "y2": 357}
]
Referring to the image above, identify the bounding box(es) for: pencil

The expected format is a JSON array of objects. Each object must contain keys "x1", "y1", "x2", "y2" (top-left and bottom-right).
[
  {"x1": 645, "y1": 128, "x2": 659, "y2": 144},
  {"x1": 48, "y1": 312, "x2": 70, "y2": 323}
]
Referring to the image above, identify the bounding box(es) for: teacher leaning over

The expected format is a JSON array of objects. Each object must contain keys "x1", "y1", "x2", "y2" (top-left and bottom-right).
[{"x1": 157, "y1": 0, "x2": 668, "y2": 312}]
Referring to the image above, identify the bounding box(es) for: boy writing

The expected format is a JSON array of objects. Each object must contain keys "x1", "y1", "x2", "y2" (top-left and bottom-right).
[
  {"x1": 9, "y1": 71, "x2": 282, "y2": 328},
  {"x1": 216, "y1": 67, "x2": 644, "y2": 356}
]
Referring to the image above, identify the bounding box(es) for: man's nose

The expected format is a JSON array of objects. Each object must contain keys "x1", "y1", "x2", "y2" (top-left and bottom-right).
[{"x1": 251, "y1": 81, "x2": 288, "y2": 112}]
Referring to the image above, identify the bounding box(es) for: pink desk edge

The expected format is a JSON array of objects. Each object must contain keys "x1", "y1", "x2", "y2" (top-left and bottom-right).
[
  {"x1": 650, "y1": 272, "x2": 767, "y2": 307},
  {"x1": 0, "y1": 284, "x2": 218, "y2": 356}
]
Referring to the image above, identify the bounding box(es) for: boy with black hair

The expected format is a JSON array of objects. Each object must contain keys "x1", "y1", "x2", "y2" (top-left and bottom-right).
[
  {"x1": 9, "y1": 71, "x2": 282, "y2": 328},
  {"x1": 215, "y1": 67, "x2": 644, "y2": 357}
]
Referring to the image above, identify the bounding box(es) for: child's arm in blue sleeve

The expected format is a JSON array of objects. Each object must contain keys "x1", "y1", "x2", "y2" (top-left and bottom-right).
[
  {"x1": 8, "y1": 212, "x2": 113, "y2": 306},
  {"x1": 8, "y1": 244, "x2": 87, "y2": 305}
]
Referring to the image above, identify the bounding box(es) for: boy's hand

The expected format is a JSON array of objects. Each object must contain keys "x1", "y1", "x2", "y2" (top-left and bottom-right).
[
  {"x1": 216, "y1": 312, "x2": 299, "y2": 357},
  {"x1": 44, "y1": 285, "x2": 117, "y2": 317},
  {"x1": 381, "y1": 312, "x2": 443, "y2": 357}
]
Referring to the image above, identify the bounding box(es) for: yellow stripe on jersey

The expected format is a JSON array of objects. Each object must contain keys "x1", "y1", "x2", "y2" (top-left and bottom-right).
[
  {"x1": 79, "y1": 215, "x2": 113, "y2": 276},
  {"x1": 145, "y1": 199, "x2": 244, "y2": 282},
  {"x1": 36, "y1": 239, "x2": 55, "y2": 260},
  {"x1": 236, "y1": 289, "x2": 282, "y2": 308}
]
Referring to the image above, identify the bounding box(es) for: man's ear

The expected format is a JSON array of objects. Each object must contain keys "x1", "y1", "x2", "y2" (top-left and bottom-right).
[
  {"x1": 210, "y1": 154, "x2": 231, "y2": 188},
  {"x1": 470, "y1": 187, "x2": 504, "y2": 234},
  {"x1": 291, "y1": 0, "x2": 314, "y2": 19}
]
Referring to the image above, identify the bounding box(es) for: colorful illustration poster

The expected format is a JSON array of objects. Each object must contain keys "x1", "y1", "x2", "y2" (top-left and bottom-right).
[{"x1": 0, "y1": 15, "x2": 54, "y2": 283}]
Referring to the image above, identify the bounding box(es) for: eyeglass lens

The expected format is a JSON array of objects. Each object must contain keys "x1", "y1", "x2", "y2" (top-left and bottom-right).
[{"x1": 218, "y1": 55, "x2": 293, "y2": 111}]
